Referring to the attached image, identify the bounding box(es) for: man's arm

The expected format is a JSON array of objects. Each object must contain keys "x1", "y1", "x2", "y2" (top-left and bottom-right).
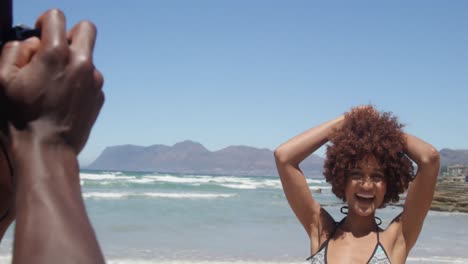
[
  {"x1": 11, "y1": 125, "x2": 104, "y2": 263},
  {"x1": 0, "y1": 9, "x2": 105, "y2": 263}
]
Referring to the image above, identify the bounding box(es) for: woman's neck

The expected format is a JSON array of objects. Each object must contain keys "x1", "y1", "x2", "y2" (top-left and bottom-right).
[{"x1": 341, "y1": 210, "x2": 376, "y2": 237}]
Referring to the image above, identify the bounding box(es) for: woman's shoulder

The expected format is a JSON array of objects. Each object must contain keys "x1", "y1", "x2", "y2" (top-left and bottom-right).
[
  {"x1": 314, "y1": 207, "x2": 338, "y2": 233},
  {"x1": 380, "y1": 213, "x2": 409, "y2": 263},
  {"x1": 309, "y1": 207, "x2": 338, "y2": 254},
  {"x1": 381, "y1": 212, "x2": 404, "y2": 234},
  {"x1": 380, "y1": 212, "x2": 404, "y2": 240}
]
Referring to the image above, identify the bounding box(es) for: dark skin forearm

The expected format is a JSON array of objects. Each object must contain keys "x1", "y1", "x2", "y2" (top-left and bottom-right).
[
  {"x1": 0, "y1": 7, "x2": 104, "y2": 263},
  {"x1": 11, "y1": 124, "x2": 104, "y2": 264}
]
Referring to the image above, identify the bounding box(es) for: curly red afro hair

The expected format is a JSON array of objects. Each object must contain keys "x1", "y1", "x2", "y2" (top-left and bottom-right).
[{"x1": 323, "y1": 106, "x2": 414, "y2": 207}]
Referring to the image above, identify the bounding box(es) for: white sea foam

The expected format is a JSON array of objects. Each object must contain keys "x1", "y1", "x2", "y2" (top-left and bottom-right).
[
  {"x1": 145, "y1": 175, "x2": 212, "y2": 184},
  {"x1": 80, "y1": 172, "x2": 327, "y2": 190},
  {"x1": 0, "y1": 256, "x2": 11, "y2": 263},
  {"x1": 83, "y1": 192, "x2": 129, "y2": 199},
  {"x1": 306, "y1": 179, "x2": 327, "y2": 184},
  {"x1": 80, "y1": 172, "x2": 135, "y2": 181},
  {"x1": 220, "y1": 184, "x2": 258, "y2": 189},
  {"x1": 83, "y1": 192, "x2": 236, "y2": 200},
  {"x1": 2, "y1": 255, "x2": 468, "y2": 264},
  {"x1": 262, "y1": 179, "x2": 281, "y2": 187},
  {"x1": 310, "y1": 186, "x2": 332, "y2": 190},
  {"x1": 407, "y1": 256, "x2": 468, "y2": 263},
  {"x1": 142, "y1": 193, "x2": 236, "y2": 199},
  {"x1": 99, "y1": 181, "x2": 113, "y2": 185},
  {"x1": 104, "y1": 257, "x2": 468, "y2": 264},
  {"x1": 144, "y1": 175, "x2": 282, "y2": 189},
  {"x1": 108, "y1": 260, "x2": 295, "y2": 264},
  {"x1": 208, "y1": 177, "x2": 280, "y2": 189},
  {"x1": 128, "y1": 178, "x2": 156, "y2": 184}
]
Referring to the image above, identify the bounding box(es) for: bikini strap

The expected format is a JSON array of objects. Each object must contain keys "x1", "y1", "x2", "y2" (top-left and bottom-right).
[
  {"x1": 325, "y1": 218, "x2": 346, "y2": 247},
  {"x1": 318, "y1": 218, "x2": 343, "y2": 247},
  {"x1": 375, "y1": 217, "x2": 384, "y2": 244},
  {"x1": 307, "y1": 218, "x2": 343, "y2": 260},
  {"x1": 330, "y1": 217, "x2": 346, "y2": 238}
]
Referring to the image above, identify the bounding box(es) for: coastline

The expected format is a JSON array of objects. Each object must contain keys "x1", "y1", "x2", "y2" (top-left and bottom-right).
[
  {"x1": 431, "y1": 182, "x2": 468, "y2": 213},
  {"x1": 1, "y1": 171, "x2": 468, "y2": 263}
]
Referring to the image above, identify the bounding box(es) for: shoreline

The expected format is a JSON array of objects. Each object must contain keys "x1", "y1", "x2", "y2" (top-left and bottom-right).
[
  {"x1": 1, "y1": 255, "x2": 467, "y2": 264},
  {"x1": 430, "y1": 182, "x2": 468, "y2": 213}
]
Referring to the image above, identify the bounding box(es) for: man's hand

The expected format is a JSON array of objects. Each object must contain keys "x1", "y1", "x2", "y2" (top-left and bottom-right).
[
  {"x1": 0, "y1": 9, "x2": 104, "y2": 154},
  {"x1": 0, "y1": 9, "x2": 106, "y2": 263}
]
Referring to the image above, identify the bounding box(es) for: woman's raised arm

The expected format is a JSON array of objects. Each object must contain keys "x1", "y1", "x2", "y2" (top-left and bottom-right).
[
  {"x1": 395, "y1": 133, "x2": 440, "y2": 253},
  {"x1": 274, "y1": 115, "x2": 343, "y2": 241}
]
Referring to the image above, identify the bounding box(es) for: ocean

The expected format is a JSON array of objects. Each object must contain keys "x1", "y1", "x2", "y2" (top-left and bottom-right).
[{"x1": 1, "y1": 170, "x2": 468, "y2": 263}]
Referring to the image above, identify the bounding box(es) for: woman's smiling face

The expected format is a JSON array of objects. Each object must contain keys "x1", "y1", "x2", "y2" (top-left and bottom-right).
[{"x1": 345, "y1": 156, "x2": 387, "y2": 216}]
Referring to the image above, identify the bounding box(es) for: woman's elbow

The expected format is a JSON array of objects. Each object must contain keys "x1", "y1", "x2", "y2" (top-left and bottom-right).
[
  {"x1": 274, "y1": 147, "x2": 287, "y2": 164},
  {"x1": 274, "y1": 145, "x2": 295, "y2": 166},
  {"x1": 421, "y1": 146, "x2": 440, "y2": 167},
  {"x1": 421, "y1": 147, "x2": 440, "y2": 166}
]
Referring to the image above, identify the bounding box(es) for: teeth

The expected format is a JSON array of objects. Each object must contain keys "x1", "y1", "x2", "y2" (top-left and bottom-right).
[{"x1": 357, "y1": 194, "x2": 374, "y2": 199}]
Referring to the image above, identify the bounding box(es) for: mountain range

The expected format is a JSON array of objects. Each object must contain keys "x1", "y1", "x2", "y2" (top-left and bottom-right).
[
  {"x1": 87, "y1": 140, "x2": 324, "y2": 177},
  {"x1": 87, "y1": 141, "x2": 468, "y2": 177},
  {"x1": 440, "y1": 149, "x2": 468, "y2": 167}
]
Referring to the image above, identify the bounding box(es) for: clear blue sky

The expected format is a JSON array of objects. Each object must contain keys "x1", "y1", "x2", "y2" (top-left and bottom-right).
[{"x1": 13, "y1": 1, "x2": 468, "y2": 165}]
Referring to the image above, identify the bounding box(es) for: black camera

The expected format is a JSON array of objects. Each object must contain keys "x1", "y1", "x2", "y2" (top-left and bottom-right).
[{"x1": 0, "y1": 25, "x2": 41, "y2": 47}]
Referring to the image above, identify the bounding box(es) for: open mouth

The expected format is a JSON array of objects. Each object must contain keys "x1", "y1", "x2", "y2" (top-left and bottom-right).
[{"x1": 355, "y1": 193, "x2": 375, "y2": 203}]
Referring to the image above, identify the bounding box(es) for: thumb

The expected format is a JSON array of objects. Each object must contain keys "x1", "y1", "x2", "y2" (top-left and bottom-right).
[
  {"x1": 0, "y1": 37, "x2": 40, "y2": 91},
  {"x1": 0, "y1": 38, "x2": 40, "y2": 132}
]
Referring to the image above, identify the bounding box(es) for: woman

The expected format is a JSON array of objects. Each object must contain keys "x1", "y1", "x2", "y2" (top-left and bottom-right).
[{"x1": 274, "y1": 106, "x2": 439, "y2": 264}]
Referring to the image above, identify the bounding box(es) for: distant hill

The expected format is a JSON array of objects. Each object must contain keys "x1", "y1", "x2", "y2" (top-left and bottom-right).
[
  {"x1": 87, "y1": 140, "x2": 324, "y2": 177},
  {"x1": 440, "y1": 149, "x2": 468, "y2": 166}
]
